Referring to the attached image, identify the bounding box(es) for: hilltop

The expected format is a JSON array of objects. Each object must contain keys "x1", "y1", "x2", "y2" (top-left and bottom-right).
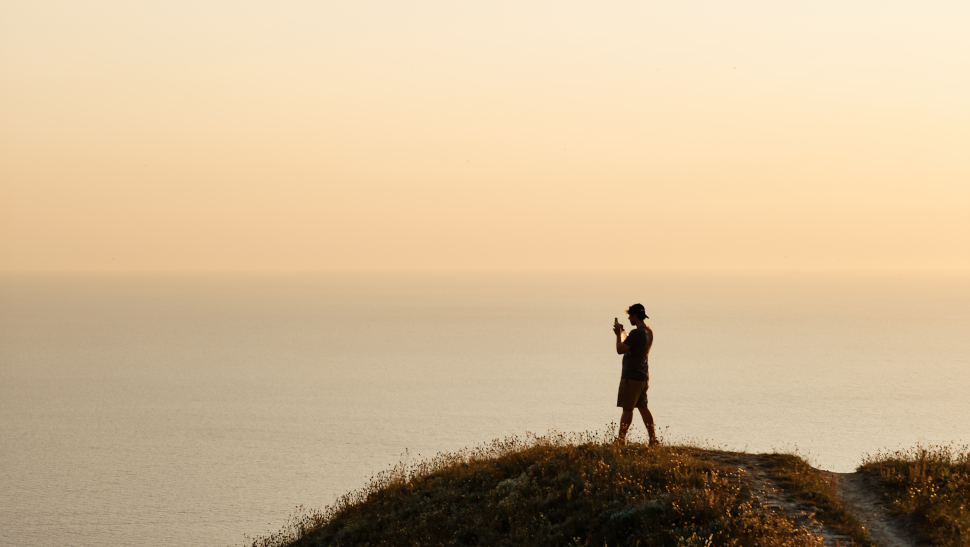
[{"x1": 243, "y1": 433, "x2": 968, "y2": 547}]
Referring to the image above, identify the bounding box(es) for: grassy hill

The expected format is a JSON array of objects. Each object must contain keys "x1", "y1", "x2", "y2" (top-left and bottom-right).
[
  {"x1": 242, "y1": 433, "x2": 884, "y2": 547},
  {"x1": 241, "y1": 432, "x2": 968, "y2": 547}
]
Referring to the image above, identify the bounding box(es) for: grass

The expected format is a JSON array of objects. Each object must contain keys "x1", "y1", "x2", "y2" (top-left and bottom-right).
[
  {"x1": 246, "y1": 430, "x2": 829, "y2": 547},
  {"x1": 758, "y1": 453, "x2": 873, "y2": 546},
  {"x1": 858, "y1": 443, "x2": 970, "y2": 546}
]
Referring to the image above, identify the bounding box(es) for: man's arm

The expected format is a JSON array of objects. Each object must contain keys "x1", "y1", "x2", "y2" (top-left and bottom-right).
[
  {"x1": 613, "y1": 320, "x2": 630, "y2": 354},
  {"x1": 616, "y1": 333, "x2": 630, "y2": 354}
]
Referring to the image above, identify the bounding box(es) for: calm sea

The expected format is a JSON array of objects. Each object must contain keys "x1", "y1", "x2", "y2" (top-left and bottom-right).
[{"x1": 1, "y1": 272, "x2": 968, "y2": 547}]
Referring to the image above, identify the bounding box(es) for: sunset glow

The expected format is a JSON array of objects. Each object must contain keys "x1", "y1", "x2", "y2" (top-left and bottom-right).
[{"x1": 2, "y1": 1, "x2": 968, "y2": 271}]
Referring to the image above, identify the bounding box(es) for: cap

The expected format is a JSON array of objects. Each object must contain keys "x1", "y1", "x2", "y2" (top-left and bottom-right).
[{"x1": 627, "y1": 303, "x2": 648, "y2": 320}]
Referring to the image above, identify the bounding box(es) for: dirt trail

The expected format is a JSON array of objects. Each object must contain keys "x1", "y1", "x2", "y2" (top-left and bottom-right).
[
  {"x1": 826, "y1": 471, "x2": 927, "y2": 547},
  {"x1": 713, "y1": 453, "x2": 922, "y2": 546},
  {"x1": 727, "y1": 454, "x2": 852, "y2": 546}
]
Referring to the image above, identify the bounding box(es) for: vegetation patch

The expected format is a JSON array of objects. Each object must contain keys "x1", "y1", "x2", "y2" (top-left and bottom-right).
[
  {"x1": 858, "y1": 443, "x2": 970, "y2": 546},
  {"x1": 249, "y1": 432, "x2": 827, "y2": 547}
]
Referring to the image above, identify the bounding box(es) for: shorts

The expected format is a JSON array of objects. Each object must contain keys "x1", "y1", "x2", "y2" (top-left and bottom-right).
[{"x1": 616, "y1": 378, "x2": 648, "y2": 411}]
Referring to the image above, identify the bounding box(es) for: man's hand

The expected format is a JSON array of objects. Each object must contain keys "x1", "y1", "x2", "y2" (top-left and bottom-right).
[
  {"x1": 614, "y1": 318, "x2": 629, "y2": 354},
  {"x1": 613, "y1": 318, "x2": 625, "y2": 335}
]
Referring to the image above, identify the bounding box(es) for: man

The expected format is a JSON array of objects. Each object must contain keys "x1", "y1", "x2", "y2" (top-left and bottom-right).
[{"x1": 612, "y1": 303, "x2": 658, "y2": 445}]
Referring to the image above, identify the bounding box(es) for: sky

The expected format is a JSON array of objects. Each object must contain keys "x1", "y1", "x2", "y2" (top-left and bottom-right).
[{"x1": 1, "y1": 0, "x2": 968, "y2": 272}]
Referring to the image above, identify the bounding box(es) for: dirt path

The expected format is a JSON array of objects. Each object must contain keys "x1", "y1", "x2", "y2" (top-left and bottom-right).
[
  {"x1": 826, "y1": 471, "x2": 926, "y2": 547},
  {"x1": 712, "y1": 453, "x2": 923, "y2": 546},
  {"x1": 727, "y1": 454, "x2": 851, "y2": 546}
]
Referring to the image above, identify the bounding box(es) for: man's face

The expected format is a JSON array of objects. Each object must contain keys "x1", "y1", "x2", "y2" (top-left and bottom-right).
[{"x1": 627, "y1": 312, "x2": 635, "y2": 325}]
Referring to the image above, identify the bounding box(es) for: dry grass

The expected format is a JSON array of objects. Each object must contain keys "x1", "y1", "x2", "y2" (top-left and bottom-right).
[
  {"x1": 244, "y1": 430, "x2": 830, "y2": 547},
  {"x1": 858, "y1": 443, "x2": 970, "y2": 546}
]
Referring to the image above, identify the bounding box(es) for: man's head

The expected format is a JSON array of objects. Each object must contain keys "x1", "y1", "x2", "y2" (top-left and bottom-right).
[{"x1": 626, "y1": 303, "x2": 648, "y2": 322}]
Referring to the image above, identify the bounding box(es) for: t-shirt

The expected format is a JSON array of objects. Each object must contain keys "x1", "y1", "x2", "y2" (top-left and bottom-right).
[{"x1": 620, "y1": 326, "x2": 653, "y2": 382}]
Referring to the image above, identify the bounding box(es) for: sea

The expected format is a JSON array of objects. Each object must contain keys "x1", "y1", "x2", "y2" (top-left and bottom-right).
[{"x1": 1, "y1": 271, "x2": 968, "y2": 547}]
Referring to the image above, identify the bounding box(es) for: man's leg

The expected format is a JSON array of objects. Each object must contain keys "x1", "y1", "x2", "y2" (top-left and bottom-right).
[
  {"x1": 638, "y1": 407, "x2": 658, "y2": 445},
  {"x1": 617, "y1": 409, "x2": 634, "y2": 442}
]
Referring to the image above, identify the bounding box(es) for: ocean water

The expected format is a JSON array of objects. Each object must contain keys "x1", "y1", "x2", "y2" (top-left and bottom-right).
[{"x1": 1, "y1": 271, "x2": 968, "y2": 547}]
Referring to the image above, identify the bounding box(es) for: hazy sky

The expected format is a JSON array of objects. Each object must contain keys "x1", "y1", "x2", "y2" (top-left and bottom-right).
[{"x1": 2, "y1": 1, "x2": 968, "y2": 272}]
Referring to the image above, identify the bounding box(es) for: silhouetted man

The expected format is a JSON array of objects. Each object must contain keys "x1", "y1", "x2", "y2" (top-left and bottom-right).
[{"x1": 613, "y1": 303, "x2": 658, "y2": 445}]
